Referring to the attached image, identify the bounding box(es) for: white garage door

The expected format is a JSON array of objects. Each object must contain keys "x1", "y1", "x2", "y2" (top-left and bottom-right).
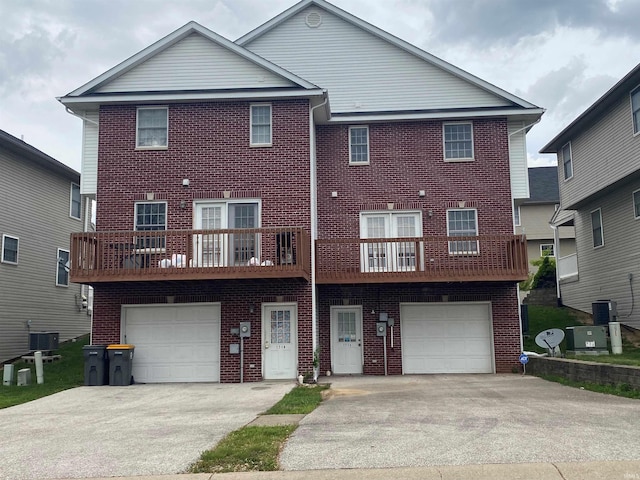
[
  {"x1": 401, "y1": 303, "x2": 493, "y2": 374},
  {"x1": 123, "y1": 303, "x2": 221, "y2": 383}
]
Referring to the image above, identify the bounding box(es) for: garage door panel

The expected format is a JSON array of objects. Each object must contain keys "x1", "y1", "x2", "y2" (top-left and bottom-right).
[
  {"x1": 401, "y1": 303, "x2": 493, "y2": 374},
  {"x1": 124, "y1": 304, "x2": 221, "y2": 383}
]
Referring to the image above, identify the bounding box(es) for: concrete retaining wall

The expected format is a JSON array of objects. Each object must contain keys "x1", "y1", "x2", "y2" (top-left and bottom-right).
[{"x1": 527, "y1": 356, "x2": 640, "y2": 389}]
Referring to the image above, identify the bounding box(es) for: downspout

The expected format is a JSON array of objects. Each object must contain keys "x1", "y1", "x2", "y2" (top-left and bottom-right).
[{"x1": 309, "y1": 93, "x2": 328, "y2": 381}]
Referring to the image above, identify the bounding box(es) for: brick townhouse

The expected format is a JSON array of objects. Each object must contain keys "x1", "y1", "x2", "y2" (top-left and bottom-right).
[{"x1": 60, "y1": 0, "x2": 543, "y2": 383}]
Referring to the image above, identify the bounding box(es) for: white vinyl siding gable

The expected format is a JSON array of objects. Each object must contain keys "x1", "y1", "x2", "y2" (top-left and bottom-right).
[
  {"x1": 443, "y1": 123, "x2": 473, "y2": 161},
  {"x1": 349, "y1": 126, "x2": 369, "y2": 164},
  {"x1": 2, "y1": 235, "x2": 19, "y2": 264},
  {"x1": 243, "y1": 7, "x2": 512, "y2": 114},
  {"x1": 250, "y1": 104, "x2": 272, "y2": 146},
  {"x1": 81, "y1": 111, "x2": 99, "y2": 196},
  {"x1": 96, "y1": 33, "x2": 296, "y2": 93},
  {"x1": 591, "y1": 208, "x2": 604, "y2": 248},
  {"x1": 632, "y1": 86, "x2": 640, "y2": 135},
  {"x1": 136, "y1": 107, "x2": 168, "y2": 148}
]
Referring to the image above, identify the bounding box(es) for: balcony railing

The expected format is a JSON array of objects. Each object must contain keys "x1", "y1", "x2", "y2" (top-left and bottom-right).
[
  {"x1": 70, "y1": 227, "x2": 310, "y2": 283},
  {"x1": 316, "y1": 234, "x2": 528, "y2": 284}
]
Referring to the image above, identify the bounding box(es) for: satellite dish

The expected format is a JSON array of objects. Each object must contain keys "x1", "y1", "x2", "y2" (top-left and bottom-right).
[{"x1": 535, "y1": 328, "x2": 565, "y2": 350}]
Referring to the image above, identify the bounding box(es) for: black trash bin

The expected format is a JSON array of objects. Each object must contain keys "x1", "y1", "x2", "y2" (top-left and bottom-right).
[
  {"x1": 106, "y1": 344, "x2": 135, "y2": 386},
  {"x1": 83, "y1": 345, "x2": 108, "y2": 386}
]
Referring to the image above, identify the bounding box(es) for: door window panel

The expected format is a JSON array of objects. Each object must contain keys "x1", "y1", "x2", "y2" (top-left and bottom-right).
[
  {"x1": 338, "y1": 311, "x2": 356, "y2": 342},
  {"x1": 271, "y1": 310, "x2": 291, "y2": 344}
]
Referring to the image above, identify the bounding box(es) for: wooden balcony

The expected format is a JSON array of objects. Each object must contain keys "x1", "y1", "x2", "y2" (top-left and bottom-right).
[
  {"x1": 70, "y1": 227, "x2": 310, "y2": 283},
  {"x1": 316, "y1": 235, "x2": 528, "y2": 284}
]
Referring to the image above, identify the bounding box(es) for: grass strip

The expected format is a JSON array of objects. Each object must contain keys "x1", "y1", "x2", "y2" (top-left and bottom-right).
[
  {"x1": 538, "y1": 374, "x2": 640, "y2": 399},
  {"x1": 190, "y1": 425, "x2": 296, "y2": 473},
  {"x1": 266, "y1": 384, "x2": 329, "y2": 414},
  {"x1": 0, "y1": 335, "x2": 89, "y2": 409}
]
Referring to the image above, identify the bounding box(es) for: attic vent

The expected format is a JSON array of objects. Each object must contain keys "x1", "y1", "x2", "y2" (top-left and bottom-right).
[{"x1": 305, "y1": 11, "x2": 322, "y2": 28}]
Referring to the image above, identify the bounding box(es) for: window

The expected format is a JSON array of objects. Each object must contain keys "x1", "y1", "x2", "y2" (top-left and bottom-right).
[
  {"x1": 443, "y1": 123, "x2": 473, "y2": 160},
  {"x1": 591, "y1": 208, "x2": 604, "y2": 248},
  {"x1": 136, "y1": 107, "x2": 168, "y2": 148},
  {"x1": 447, "y1": 209, "x2": 478, "y2": 254},
  {"x1": 632, "y1": 86, "x2": 640, "y2": 134},
  {"x1": 2, "y1": 235, "x2": 18, "y2": 264},
  {"x1": 634, "y1": 190, "x2": 640, "y2": 219},
  {"x1": 349, "y1": 126, "x2": 369, "y2": 164},
  {"x1": 70, "y1": 183, "x2": 81, "y2": 219},
  {"x1": 514, "y1": 205, "x2": 521, "y2": 226},
  {"x1": 57, "y1": 248, "x2": 70, "y2": 286},
  {"x1": 359, "y1": 211, "x2": 421, "y2": 272},
  {"x1": 561, "y1": 142, "x2": 573, "y2": 180},
  {"x1": 135, "y1": 202, "x2": 167, "y2": 249},
  {"x1": 540, "y1": 244, "x2": 555, "y2": 257},
  {"x1": 250, "y1": 104, "x2": 272, "y2": 146}
]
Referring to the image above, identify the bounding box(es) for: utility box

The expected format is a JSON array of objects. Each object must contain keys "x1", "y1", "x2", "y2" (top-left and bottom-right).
[
  {"x1": 592, "y1": 300, "x2": 617, "y2": 325},
  {"x1": 3, "y1": 364, "x2": 14, "y2": 386},
  {"x1": 29, "y1": 332, "x2": 59, "y2": 352},
  {"x1": 106, "y1": 344, "x2": 135, "y2": 386},
  {"x1": 83, "y1": 345, "x2": 108, "y2": 386},
  {"x1": 566, "y1": 326, "x2": 609, "y2": 355}
]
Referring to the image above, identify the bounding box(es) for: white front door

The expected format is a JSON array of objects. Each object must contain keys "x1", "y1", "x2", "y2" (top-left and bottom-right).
[
  {"x1": 330, "y1": 306, "x2": 363, "y2": 374},
  {"x1": 263, "y1": 303, "x2": 297, "y2": 379}
]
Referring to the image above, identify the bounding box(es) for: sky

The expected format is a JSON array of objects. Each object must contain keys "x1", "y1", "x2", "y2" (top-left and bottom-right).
[{"x1": 1, "y1": 0, "x2": 639, "y2": 173}]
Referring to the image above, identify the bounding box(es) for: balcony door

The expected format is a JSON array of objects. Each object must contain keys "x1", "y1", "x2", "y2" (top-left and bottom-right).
[
  {"x1": 360, "y1": 211, "x2": 422, "y2": 273},
  {"x1": 194, "y1": 201, "x2": 259, "y2": 267}
]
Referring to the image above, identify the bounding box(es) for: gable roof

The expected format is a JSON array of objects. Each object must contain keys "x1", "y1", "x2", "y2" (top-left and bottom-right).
[
  {"x1": 540, "y1": 62, "x2": 640, "y2": 153},
  {"x1": 60, "y1": 21, "x2": 323, "y2": 107},
  {"x1": 523, "y1": 167, "x2": 559, "y2": 205},
  {"x1": 237, "y1": 0, "x2": 543, "y2": 113},
  {"x1": 0, "y1": 129, "x2": 79, "y2": 181}
]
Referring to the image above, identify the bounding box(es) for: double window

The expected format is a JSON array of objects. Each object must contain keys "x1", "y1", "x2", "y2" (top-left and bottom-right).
[
  {"x1": 2, "y1": 234, "x2": 19, "y2": 264},
  {"x1": 632, "y1": 86, "x2": 640, "y2": 135},
  {"x1": 136, "y1": 107, "x2": 168, "y2": 148},
  {"x1": 444, "y1": 123, "x2": 473, "y2": 161},
  {"x1": 349, "y1": 126, "x2": 369, "y2": 164},
  {"x1": 359, "y1": 211, "x2": 421, "y2": 272},
  {"x1": 561, "y1": 142, "x2": 573, "y2": 180},
  {"x1": 70, "y1": 183, "x2": 81, "y2": 219},
  {"x1": 134, "y1": 202, "x2": 167, "y2": 249},
  {"x1": 591, "y1": 208, "x2": 604, "y2": 248},
  {"x1": 250, "y1": 104, "x2": 272, "y2": 146},
  {"x1": 57, "y1": 248, "x2": 70, "y2": 287},
  {"x1": 447, "y1": 208, "x2": 478, "y2": 254}
]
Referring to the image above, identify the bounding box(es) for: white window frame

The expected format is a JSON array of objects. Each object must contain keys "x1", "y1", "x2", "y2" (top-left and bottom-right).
[
  {"x1": 250, "y1": 103, "x2": 272, "y2": 146},
  {"x1": 134, "y1": 201, "x2": 167, "y2": 251},
  {"x1": 447, "y1": 208, "x2": 479, "y2": 254},
  {"x1": 591, "y1": 208, "x2": 604, "y2": 249},
  {"x1": 514, "y1": 205, "x2": 521, "y2": 227},
  {"x1": 633, "y1": 189, "x2": 640, "y2": 220},
  {"x1": 70, "y1": 182, "x2": 81, "y2": 220},
  {"x1": 540, "y1": 244, "x2": 555, "y2": 257},
  {"x1": 1, "y1": 234, "x2": 19, "y2": 265},
  {"x1": 349, "y1": 126, "x2": 370, "y2": 165},
  {"x1": 56, "y1": 248, "x2": 70, "y2": 287},
  {"x1": 561, "y1": 142, "x2": 573, "y2": 181},
  {"x1": 631, "y1": 85, "x2": 640, "y2": 135},
  {"x1": 443, "y1": 122, "x2": 474, "y2": 161},
  {"x1": 359, "y1": 210, "x2": 422, "y2": 272},
  {"x1": 136, "y1": 106, "x2": 168, "y2": 149}
]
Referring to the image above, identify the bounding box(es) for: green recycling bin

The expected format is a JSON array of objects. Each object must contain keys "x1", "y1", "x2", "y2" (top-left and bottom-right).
[
  {"x1": 106, "y1": 344, "x2": 135, "y2": 386},
  {"x1": 83, "y1": 345, "x2": 108, "y2": 386}
]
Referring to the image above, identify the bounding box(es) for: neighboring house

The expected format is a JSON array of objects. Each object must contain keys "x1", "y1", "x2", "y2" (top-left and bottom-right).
[
  {"x1": 516, "y1": 167, "x2": 576, "y2": 274},
  {"x1": 0, "y1": 130, "x2": 92, "y2": 364},
  {"x1": 541, "y1": 62, "x2": 640, "y2": 329},
  {"x1": 58, "y1": 0, "x2": 543, "y2": 383}
]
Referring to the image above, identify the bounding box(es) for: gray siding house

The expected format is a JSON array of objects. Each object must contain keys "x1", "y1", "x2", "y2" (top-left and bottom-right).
[
  {"x1": 516, "y1": 167, "x2": 575, "y2": 274},
  {"x1": 0, "y1": 130, "x2": 91, "y2": 363},
  {"x1": 541, "y1": 63, "x2": 640, "y2": 329}
]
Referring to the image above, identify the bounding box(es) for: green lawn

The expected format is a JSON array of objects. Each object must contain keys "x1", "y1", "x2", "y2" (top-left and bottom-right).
[
  {"x1": 566, "y1": 344, "x2": 640, "y2": 366},
  {"x1": 523, "y1": 305, "x2": 586, "y2": 353},
  {"x1": 266, "y1": 384, "x2": 328, "y2": 414},
  {"x1": 0, "y1": 335, "x2": 89, "y2": 409}
]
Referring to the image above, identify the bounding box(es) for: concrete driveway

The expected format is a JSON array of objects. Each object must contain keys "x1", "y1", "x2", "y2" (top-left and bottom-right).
[
  {"x1": 0, "y1": 382, "x2": 294, "y2": 480},
  {"x1": 281, "y1": 375, "x2": 640, "y2": 470}
]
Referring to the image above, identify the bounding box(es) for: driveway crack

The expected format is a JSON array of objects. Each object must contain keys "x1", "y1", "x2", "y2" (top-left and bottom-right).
[{"x1": 552, "y1": 462, "x2": 567, "y2": 480}]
